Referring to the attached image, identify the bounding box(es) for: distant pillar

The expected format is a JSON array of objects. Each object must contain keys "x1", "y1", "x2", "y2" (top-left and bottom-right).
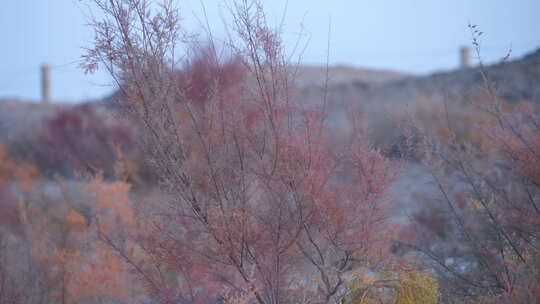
[
  {"x1": 41, "y1": 64, "x2": 51, "y2": 103},
  {"x1": 460, "y1": 46, "x2": 470, "y2": 69}
]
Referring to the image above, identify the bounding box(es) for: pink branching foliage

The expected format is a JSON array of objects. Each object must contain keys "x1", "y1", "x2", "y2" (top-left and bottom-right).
[{"x1": 83, "y1": 1, "x2": 398, "y2": 303}]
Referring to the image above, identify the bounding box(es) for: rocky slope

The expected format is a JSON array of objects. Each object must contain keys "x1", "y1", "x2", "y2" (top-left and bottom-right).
[{"x1": 300, "y1": 48, "x2": 540, "y2": 109}]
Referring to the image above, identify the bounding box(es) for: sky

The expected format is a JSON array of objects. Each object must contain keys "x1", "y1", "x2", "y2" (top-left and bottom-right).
[{"x1": 0, "y1": 0, "x2": 539, "y2": 102}]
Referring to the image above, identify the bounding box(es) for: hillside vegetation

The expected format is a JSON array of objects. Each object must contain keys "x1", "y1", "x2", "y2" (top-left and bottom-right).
[{"x1": 0, "y1": 1, "x2": 538, "y2": 303}]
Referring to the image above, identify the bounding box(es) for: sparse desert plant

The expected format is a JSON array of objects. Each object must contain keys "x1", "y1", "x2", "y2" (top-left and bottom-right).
[{"x1": 401, "y1": 27, "x2": 540, "y2": 304}]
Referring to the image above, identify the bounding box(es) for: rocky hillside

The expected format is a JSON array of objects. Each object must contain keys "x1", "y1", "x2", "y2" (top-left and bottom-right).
[
  {"x1": 293, "y1": 65, "x2": 408, "y2": 88},
  {"x1": 0, "y1": 99, "x2": 69, "y2": 141},
  {"x1": 2, "y1": 48, "x2": 539, "y2": 144},
  {"x1": 300, "y1": 48, "x2": 540, "y2": 109}
]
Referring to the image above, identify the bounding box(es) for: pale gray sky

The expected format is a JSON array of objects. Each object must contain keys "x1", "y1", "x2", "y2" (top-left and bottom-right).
[{"x1": 1, "y1": 0, "x2": 538, "y2": 102}]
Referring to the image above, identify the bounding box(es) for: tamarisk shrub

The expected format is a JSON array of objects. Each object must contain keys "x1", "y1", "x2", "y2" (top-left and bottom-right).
[
  {"x1": 402, "y1": 29, "x2": 540, "y2": 304},
  {"x1": 36, "y1": 104, "x2": 135, "y2": 178},
  {"x1": 83, "y1": 1, "x2": 398, "y2": 303}
]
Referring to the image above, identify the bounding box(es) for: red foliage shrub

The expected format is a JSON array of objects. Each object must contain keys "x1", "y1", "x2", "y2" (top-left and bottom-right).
[
  {"x1": 177, "y1": 47, "x2": 246, "y2": 107},
  {"x1": 36, "y1": 104, "x2": 135, "y2": 178}
]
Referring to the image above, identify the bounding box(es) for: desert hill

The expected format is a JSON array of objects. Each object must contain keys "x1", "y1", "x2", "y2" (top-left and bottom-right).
[
  {"x1": 2, "y1": 48, "x2": 539, "y2": 145},
  {"x1": 300, "y1": 48, "x2": 540, "y2": 109}
]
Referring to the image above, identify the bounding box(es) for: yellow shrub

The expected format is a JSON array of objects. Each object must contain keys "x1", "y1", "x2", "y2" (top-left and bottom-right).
[
  {"x1": 395, "y1": 271, "x2": 439, "y2": 304},
  {"x1": 345, "y1": 270, "x2": 439, "y2": 304}
]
